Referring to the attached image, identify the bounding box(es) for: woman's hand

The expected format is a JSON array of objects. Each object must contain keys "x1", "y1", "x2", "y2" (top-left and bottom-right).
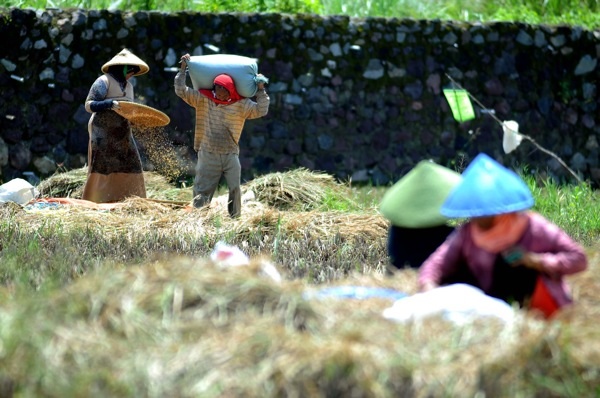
[
  {"x1": 520, "y1": 252, "x2": 543, "y2": 272},
  {"x1": 504, "y1": 247, "x2": 543, "y2": 272}
]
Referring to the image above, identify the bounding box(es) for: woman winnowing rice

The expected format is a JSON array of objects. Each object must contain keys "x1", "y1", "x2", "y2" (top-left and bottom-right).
[{"x1": 82, "y1": 48, "x2": 149, "y2": 203}]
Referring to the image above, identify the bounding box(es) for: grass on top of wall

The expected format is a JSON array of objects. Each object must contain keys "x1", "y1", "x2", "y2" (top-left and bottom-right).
[{"x1": 3, "y1": 0, "x2": 600, "y2": 29}]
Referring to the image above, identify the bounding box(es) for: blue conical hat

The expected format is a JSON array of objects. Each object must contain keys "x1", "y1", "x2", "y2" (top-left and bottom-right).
[
  {"x1": 441, "y1": 153, "x2": 534, "y2": 218},
  {"x1": 380, "y1": 160, "x2": 462, "y2": 228}
]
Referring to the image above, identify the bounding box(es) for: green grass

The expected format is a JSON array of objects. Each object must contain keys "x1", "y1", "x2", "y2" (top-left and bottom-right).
[
  {"x1": 3, "y1": 0, "x2": 600, "y2": 29},
  {"x1": 524, "y1": 175, "x2": 600, "y2": 247},
  {"x1": 312, "y1": 185, "x2": 384, "y2": 212}
]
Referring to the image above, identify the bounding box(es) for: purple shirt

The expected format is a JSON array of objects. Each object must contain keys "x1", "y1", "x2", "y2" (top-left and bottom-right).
[{"x1": 418, "y1": 212, "x2": 587, "y2": 307}]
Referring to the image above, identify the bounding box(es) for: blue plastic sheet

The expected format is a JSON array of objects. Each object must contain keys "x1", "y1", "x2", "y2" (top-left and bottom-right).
[
  {"x1": 304, "y1": 286, "x2": 407, "y2": 301},
  {"x1": 24, "y1": 202, "x2": 63, "y2": 210}
]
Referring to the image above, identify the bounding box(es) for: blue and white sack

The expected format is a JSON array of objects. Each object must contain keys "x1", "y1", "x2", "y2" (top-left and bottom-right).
[{"x1": 187, "y1": 54, "x2": 268, "y2": 98}]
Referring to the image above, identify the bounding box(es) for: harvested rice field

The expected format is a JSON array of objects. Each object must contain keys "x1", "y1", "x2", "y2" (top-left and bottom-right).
[{"x1": 0, "y1": 167, "x2": 599, "y2": 397}]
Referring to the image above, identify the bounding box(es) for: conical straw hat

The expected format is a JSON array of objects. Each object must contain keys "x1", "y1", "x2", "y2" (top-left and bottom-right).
[
  {"x1": 101, "y1": 48, "x2": 149, "y2": 76},
  {"x1": 441, "y1": 153, "x2": 534, "y2": 218},
  {"x1": 379, "y1": 160, "x2": 462, "y2": 228}
]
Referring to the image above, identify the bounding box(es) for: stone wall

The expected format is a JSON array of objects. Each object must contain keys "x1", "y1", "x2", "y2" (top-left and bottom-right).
[{"x1": 0, "y1": 7, "x2": 598, "y2": 185}]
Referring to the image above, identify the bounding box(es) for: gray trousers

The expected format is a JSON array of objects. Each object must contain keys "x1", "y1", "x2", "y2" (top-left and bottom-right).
[{"x1": 193, "y1": 150, "x2": 242, "y2": 218}]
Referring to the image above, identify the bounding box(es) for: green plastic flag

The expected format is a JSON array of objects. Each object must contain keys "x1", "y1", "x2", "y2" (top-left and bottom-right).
[{"x1": 443, "y1": 88, "x2": 475, "y2": 123}]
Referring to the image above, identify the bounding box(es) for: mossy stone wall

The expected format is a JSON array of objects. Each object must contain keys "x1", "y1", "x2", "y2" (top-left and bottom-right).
[{"x1": 0, "y1": 8, "x2": 598, "y2": 185}]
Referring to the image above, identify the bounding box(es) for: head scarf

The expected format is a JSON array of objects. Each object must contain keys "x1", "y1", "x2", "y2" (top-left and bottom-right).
[
  {"x1": 106, "y1": 64, "x2": 141, "y2": 83},
  {"x1": 470, "y1": 212, "x2": 530, "y2": 253},
  {"x1": 200, "y1": 74, "x2": 243, "y2": 105}
]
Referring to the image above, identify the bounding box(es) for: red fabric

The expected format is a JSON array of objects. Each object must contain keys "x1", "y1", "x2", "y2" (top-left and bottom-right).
[
  {"x1": 199, "y1": 74, "x2": 243, "y2": 105},
  {"x1": 530, "y1": 276, "x2": 560, "y2": 318}
]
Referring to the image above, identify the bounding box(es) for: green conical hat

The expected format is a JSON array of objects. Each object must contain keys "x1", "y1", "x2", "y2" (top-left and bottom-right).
[{"x1": 379, "y1": 161, "x2": 462, "y2": 228}]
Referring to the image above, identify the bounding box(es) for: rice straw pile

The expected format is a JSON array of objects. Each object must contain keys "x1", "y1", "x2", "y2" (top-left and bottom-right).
[
  {"x1": 0, "y1": 256, "x2": 568, "y2": 397},
  {"x1": 1, "y1": 253, "x2": 591, "y2": 397},
  {"x1": 243, "y1": 167, "x2": 344, "y2": 210},
  {"x1": 26, "y1": 167, "x2": 387, "y2": 245},
  {"x1": 2, "y1": 165, "x2": 600, "y2": 395},
  {"x1": 36, "y1": 167, "x2": 186, "y2": 201},
  {"x1": 36, "y1": 166, "x2": 88, "y2": 198}
]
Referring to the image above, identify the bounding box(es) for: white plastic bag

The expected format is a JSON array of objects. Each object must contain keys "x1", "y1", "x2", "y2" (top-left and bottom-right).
[
  {"x1": 502, "y1": 120, "x2": 523, "y2": 154},
  {"x1": 0, "y1": 178, "x2": 39, "y2": 205},
  {"x1": 210, "y1": 241, "x2": 250, "y2": 267},
  {"x1": 210, "y1": 241, "x2": 282, "y2": 283}
]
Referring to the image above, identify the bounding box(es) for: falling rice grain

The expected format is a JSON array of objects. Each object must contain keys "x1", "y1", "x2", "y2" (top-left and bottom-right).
[{"x1": 134, "y1": 125, "x2": 186, "y2": 183}]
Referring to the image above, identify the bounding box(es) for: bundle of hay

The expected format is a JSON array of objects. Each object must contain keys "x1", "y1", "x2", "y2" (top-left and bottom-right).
[
  {"x1": 35, "y1": 167, "x2": 191, "y2": 202},
  {"x1": 34, "y1": 166, "x2": 363, "y2": 211},
  {"x1": 36, "y1": 167, "x2": 88, "y2": 199},
  {"x1": 282, "y1": 210, "x2": 388, "y2": 241},
  {"x1": 52, "y1": 256, "x2": 316, "y2": 330},
  {"x1": 0, "y1": 257, "x2": 318, "y2": 396},
  {"x1": 244, "y1": 168, "x2": 347, "y2": 210}
]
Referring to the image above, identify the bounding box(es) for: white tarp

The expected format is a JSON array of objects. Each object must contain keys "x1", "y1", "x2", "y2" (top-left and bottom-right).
[
  {"x1": 0, "y1": 178, "x2": 39, "y2": 205},
  {"x1": 382, "y1": 283, "x2": 516, "y2": 325}
]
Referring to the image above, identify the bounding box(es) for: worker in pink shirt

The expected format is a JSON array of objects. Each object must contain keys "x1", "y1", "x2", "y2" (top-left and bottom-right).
[{"x1": 418, "y1": 153, "x2": 587, "y2": 318}]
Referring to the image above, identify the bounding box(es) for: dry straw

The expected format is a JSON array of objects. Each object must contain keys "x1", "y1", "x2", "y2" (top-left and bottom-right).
[
  {"x1": 4, "y1": 167, "x2": 599, "y2": 396},
  {"x1": 243, "y1": 167, "x2": 342, "y2": 210},
  {"x1": 4, "y1": 254, "x2": 590, "y2": 397},
  {"x1": 36, "y1": 167, "x2": 182, "y2": 201},
  {"x1": 28, "y1": 167, "x2": 387, "y2": 245},
  {"x1": 36, "y1": 166, "x2": 88, "y2": 198}
]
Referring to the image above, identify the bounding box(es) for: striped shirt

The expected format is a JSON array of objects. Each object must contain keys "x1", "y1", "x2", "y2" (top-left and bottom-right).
[{"x1": 174, "y1": 71, "x2": 270, "y2": 154}]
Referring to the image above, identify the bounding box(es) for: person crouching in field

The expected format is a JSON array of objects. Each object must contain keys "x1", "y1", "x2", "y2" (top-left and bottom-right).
[
  {"x1": 418, "y1": 153, "x2": 588, "y2": 319},
  {"x1": 175, "y1": 53, "x2": 270, "y2": 218},
  {"x1": 379, "y1": 160, "x2": 462, "y2": 270}
]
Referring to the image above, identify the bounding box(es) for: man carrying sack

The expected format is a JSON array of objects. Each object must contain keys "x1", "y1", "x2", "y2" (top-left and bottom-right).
[{"x1": 174, "y1": 53, "x2": 270, "y2": 218}]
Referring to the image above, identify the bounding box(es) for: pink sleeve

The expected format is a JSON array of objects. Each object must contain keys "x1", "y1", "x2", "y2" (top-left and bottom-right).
[
  {"x1": 531, "y1": 216, "x2": 587, "y2": 278},
  {"x1": 418, "y1": 228, "x2": 465, "y2": 289}
]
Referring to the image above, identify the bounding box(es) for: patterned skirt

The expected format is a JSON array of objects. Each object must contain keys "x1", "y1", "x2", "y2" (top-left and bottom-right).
[{"x1": 82, "y1": 110, "x2": 146, "y2": 203}]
